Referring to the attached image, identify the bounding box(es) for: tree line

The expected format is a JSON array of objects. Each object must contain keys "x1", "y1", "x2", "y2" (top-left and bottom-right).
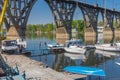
[
  {"x1": 26, "y1": 20, "x2": 119, "y2": 34},
  {"x1": 26, "y1": 20, "x2": 85, "y2": 34}
]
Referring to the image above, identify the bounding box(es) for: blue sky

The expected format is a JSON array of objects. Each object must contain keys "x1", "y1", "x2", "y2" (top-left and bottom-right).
[{"x1": 27, "y1": 0, "x2": 120, "y2": 24}]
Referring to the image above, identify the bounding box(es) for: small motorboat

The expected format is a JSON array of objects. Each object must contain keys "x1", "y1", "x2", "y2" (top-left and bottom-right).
[
  {"x1": 1, "y1": 38, "x2": 27, "y2": 53},
  {"x1": 64, "y1": 66, "x2": 105, "y2": 76},
  {"x1": 95, "y1": 43, "x2": 120, "y2": 52},
  {"x1": 64, "y1": 45, "x2": 86, "y2": 54},
  {"x1": 64, "y1": 39, "x2": 86, "y2": 54},
  {"x1": 47, "y1": 43, "x2": 64, "y2": 53},
  {"x1": 1, "y1": 40, "x2": 19, "y2": 53}
]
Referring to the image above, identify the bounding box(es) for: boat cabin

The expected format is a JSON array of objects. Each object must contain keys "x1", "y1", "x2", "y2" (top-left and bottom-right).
[
  {"x1": 66, "y1": 39, "x2": 83, "y2": 47},
  {"x1": 1, "y1": 40, "x2": 18, "y2": 53}
]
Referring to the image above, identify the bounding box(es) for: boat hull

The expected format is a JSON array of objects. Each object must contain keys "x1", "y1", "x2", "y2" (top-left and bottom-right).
[
  {"x1": 95, "y1": 44, "x2": 120, "y2": 52},
  {"x1": 64, "y1": 46, "x2": 86, "y2": 54}
]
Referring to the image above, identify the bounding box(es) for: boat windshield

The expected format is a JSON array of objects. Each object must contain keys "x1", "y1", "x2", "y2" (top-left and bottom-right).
[{"x1": 66, "y1": 39, "x2": 82, "y2": 47}]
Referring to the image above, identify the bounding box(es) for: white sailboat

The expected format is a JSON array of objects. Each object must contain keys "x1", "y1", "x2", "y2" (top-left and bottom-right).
[
  {"x1": 95, "y1": 0, "x2": 120, "y2": 52},
  {"x1": 95, "y1": 43, "x2": 120, "y2": 52}
]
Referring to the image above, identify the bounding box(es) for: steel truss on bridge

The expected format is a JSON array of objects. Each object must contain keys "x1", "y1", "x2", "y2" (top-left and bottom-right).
[
  {"x1": 0, "y1": 0, "x2": 120, "y2": 38},
  {"x1": 0, "y1": 0, "x2": 37, "y2": 37}
]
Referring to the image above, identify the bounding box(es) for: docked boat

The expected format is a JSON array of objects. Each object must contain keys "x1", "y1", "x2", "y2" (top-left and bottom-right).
[
  {"x1": 1, "y1": 38, "x2": 27, "y2": 53},
  {"x1": 95, "y1": 43, "x2": 120, "y2": 52},
  {"x1": 47, "y1": 43, "x2": 64, "y2": 53},
  {"x1": 1, "y1": 40, "x2": 18, "y2": 53},
  {"x1": 64, "y1": 66, "x2": 105, "y2": 76},
  {"x1": 64, "y1": 45, "x2": 86, "y2": 54},
  {"x1": 64, "y1": 39, "x2": 86, "y2": 54}
]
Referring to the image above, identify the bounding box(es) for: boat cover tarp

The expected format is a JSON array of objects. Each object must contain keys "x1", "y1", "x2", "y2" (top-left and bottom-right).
[{"x1": 64, "y1": 66, "x2": 105, "y2": 76}]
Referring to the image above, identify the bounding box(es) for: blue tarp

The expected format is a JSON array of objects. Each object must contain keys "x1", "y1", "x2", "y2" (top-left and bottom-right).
[{"x1": 64, "y1": 66, "x2": 105, "y2": 76}]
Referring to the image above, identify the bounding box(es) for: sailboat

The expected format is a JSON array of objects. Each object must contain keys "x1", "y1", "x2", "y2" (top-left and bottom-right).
[{"x1": 95, "y1": 0, "x2": 120, "y2": 52}]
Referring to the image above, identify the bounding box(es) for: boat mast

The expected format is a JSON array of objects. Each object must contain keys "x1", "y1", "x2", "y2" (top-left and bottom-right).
[{"x1": 104, "y1": 0, "x2": 106, "y2": 28}]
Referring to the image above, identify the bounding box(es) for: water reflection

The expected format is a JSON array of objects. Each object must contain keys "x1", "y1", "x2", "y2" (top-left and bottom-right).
[
  {"x1": 85, "y1": 32, "x2": 120, "y2": 45},
  {"x1": 64, "y1": 53, "x2": 87, "y2": 61},
  {"x1": 95, "y1": 50, "x2": 120, "y2": 58}
]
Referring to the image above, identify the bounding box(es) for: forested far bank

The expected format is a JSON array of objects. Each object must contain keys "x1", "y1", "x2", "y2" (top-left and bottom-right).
[
  {"x1": 26, "y1": 20, "x2": 85, "y2": 34},
  {"x1": 27, "y1": 19, "x2": 117, "y2": 34}
]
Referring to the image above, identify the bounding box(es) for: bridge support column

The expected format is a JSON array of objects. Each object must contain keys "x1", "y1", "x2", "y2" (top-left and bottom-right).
[
  {"x1": 46, "y1": 0, "x2": 76, "y2": 40},
  {"x1": 79, "y1": 4, "x2": 99, "y2": 43}
]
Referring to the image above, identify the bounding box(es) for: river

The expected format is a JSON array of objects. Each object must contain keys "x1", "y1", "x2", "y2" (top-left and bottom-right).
[{"x1": 25, "y1": 33, "x2": 120, "y2": 80}]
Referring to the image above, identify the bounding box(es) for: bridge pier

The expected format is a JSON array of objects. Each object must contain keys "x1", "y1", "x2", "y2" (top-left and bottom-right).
[
  {"x1": 56, "y1": 27, "x2": 69, "y2": 44},
  {"x1": 6, "y1": 26, "x2": 26, "y2": 39}
]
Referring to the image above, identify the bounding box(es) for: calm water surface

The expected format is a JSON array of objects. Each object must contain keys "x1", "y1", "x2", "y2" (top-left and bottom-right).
[{"x1": 26, "y1": 35, "x2": 120, "y2": 80}]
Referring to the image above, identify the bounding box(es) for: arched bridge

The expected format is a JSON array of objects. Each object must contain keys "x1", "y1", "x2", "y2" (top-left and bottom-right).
[{"x1": 1, "y1": 0, "x2": 120, "y2": 40}]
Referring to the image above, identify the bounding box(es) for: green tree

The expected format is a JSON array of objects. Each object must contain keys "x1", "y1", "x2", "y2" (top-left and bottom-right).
[
  {"x1": 46, "y1": 23, "x2": 53, "y2": 32},
  {"x1": 72, "y1": 20, "x2": 84, "y2": 32}
]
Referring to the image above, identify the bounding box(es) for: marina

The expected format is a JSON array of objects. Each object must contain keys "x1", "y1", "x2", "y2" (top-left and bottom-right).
[
  {"x1": 1, "y1": 0, "x2": 120, "y2": 80},
  {"x1": 27, "y1": 37, "x2": 120, "y2": 80}
]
